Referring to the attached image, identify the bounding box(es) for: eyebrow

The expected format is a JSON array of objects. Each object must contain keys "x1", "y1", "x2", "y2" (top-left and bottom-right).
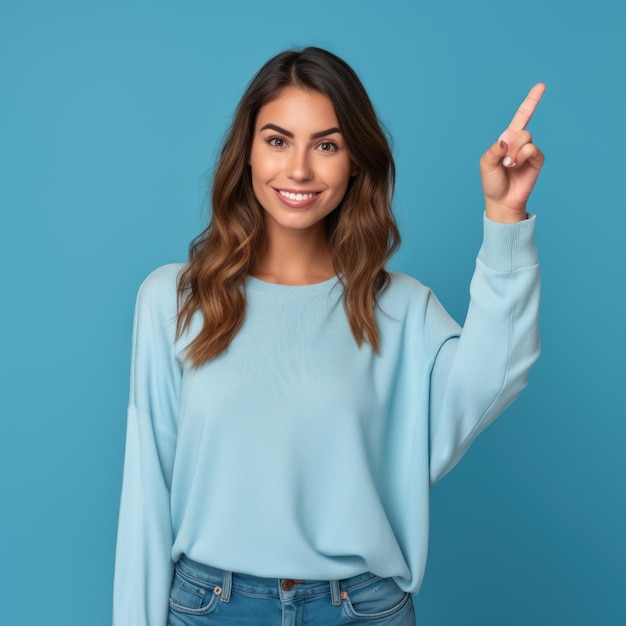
[{"x1": 259, "y1": 123, "x2": 342, "y2": 140}]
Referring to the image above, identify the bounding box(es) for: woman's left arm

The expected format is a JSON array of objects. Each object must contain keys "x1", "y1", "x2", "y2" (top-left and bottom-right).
[{"x1": 428, "y1": 86, "x2": 545, "y2": 485}]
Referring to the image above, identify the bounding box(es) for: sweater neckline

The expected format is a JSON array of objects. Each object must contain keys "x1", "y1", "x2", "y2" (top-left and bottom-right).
[{"x1": 245, "y1": 275, "x2": 342, "y2": 298}]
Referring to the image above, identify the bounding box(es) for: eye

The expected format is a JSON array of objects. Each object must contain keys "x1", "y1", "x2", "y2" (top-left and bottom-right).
[
  {"x1": 267, "y1": 137, "x2": 287, "y2": 148},
  {"x1": 317, "y1": 141, "x2": 338, "y2": 152}
]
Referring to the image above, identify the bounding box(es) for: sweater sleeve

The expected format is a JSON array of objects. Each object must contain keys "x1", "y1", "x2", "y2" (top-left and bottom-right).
[
  {"x1": 428, "y1": 214, "x2": 540, "y2": 486},
  {"x1": 113, "y1": 266, "x2": 182, "y2": 626}
]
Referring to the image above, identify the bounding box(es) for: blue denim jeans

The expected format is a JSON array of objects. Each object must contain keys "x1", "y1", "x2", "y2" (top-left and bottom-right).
[{"x1": 168, "y1": 556, "x2": 415, "y2": 625}]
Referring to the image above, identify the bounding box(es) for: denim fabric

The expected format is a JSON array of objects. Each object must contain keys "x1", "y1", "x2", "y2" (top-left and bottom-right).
[{"x1": 168, "y1": 556, "x2": 415, "y2": 625}]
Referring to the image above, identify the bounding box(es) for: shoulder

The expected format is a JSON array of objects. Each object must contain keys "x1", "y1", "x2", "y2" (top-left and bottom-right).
[
  {"x1": 135, "y1": 263, "x2": 185, "y2": 324},
  {"x1": 377, "y1": 272, "x2": 459, "y2": 349},
  {"x1": 378, "y1": 272, "x2": 434, "y2": 313},
  {"x1": 139, "y1": 263, "x2": 185, "y2": 296}
]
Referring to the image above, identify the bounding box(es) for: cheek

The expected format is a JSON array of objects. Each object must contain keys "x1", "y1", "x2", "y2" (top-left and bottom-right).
[
  {"x1": 329, "y1": 161, "x2": 353, "y2": 193},
  {"x1": 250, "y1": 151, "x2": 281, "y2": 180}
]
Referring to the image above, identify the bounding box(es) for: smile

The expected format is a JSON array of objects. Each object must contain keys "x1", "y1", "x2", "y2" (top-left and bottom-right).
[{"x1": 278, "y1": 190, "x2": 320, "y2": 201}]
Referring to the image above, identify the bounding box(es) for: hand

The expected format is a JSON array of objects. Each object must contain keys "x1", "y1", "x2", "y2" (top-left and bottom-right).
[{"x1": 480, "y1": 83, "x2": 546, "y2": 223}]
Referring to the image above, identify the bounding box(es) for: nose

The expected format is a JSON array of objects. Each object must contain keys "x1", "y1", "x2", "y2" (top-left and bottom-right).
[{"x1": 286, "y1": 147, "x2": 313, "y2": 182}]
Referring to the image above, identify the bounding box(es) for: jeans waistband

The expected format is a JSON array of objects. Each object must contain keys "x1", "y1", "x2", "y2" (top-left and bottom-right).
[{"x1": 176, "y1": 555, "x2": 378, "y2": 605}]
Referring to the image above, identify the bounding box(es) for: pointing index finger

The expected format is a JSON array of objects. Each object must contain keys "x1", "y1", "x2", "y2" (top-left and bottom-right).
[{"x1": 507, "y1": 83, "x2": 546, "y2": 132}]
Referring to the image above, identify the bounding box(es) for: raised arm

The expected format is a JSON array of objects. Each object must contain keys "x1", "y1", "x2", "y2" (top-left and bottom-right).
[{"x1": 429, "y1": 85, "x2": 545, "y2": 484}]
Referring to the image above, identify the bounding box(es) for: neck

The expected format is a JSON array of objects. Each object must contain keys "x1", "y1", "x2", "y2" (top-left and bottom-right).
[{"x1": 253, "y1": 220, "x2": 335, "y2": 286}]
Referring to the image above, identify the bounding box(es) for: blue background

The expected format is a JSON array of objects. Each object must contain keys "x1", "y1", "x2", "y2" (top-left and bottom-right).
[{"x1": 1, "y1": 1, "x2": 624, "y2": 624}]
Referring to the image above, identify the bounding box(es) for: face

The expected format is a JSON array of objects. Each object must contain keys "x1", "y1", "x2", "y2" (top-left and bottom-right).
[{"x1": 249, "y1": 87, "x2": 355, "y2": 237}]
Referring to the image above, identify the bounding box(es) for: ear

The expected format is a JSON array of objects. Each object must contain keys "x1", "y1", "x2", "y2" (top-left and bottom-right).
[{"x1": 351, "y1": 164, "x2": 358, "y2": 177}]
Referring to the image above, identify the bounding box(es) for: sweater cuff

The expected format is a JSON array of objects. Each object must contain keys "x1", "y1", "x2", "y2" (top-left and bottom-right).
[{"x1": 477, "y1": 213, "x2": 538, "y2": 272}]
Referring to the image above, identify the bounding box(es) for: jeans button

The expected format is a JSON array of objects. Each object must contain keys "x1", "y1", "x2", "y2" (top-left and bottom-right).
[{"x1": 282, "y1": 579, "x2": 295, "y2": 591}]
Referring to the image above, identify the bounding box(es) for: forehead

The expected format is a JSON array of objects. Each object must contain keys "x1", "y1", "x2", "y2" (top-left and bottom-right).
[{"x1": 255, "y1": 87, "x2": 339, "y2": 131}]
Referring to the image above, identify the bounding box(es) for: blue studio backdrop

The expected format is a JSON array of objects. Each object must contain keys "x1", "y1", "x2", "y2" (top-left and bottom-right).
[{"x1": 1, "y1": 1, "x2": 624, "y2": 624}]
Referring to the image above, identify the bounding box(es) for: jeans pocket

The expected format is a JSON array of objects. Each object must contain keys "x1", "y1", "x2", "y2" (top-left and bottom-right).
[
  {"x1": 342, "y1": 576, "x2": 412, "y2": 621},
  {"x1": 169, "y1": 566, "x2": 221, "y2": 616}
]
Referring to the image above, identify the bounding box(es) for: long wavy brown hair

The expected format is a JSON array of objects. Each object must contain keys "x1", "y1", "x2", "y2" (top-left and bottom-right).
[{"x1": 177, "y1": 47, "x2": 400, "y2": 367}]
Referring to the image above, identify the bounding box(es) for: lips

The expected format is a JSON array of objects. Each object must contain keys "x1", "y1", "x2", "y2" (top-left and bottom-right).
[
  {"x1": 278, "y1": 190, "x2": 319, "y2": 201},
  {"x1": 273, "y1": 188, "x2": 321, "y2": 208}
]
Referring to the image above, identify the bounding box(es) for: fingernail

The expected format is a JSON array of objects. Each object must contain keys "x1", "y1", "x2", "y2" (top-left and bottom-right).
[{"x1": 503, "y1": 156, "x2": 513, "y2": 167}]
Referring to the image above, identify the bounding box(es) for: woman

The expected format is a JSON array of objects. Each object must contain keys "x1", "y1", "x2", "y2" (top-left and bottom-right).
[{"x1": 113, "y1": 47, "x2": 544, "y2": 625}]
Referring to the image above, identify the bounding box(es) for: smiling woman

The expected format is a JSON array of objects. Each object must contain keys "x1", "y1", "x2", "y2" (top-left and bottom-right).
[
  {"x1": 175, "y1": 48, "x2": 399, "y2": 366},
  {"x1": 113, "y1": 47, "x2": 544, "y2": 626}
]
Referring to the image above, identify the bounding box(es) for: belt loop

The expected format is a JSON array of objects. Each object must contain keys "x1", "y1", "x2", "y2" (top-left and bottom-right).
[
  {"x1": 220, "y1": 570, "x2": 233, "y2": 603},
  {"x1": 330, "y1": 579, "x2": 341, "y2": 606}
]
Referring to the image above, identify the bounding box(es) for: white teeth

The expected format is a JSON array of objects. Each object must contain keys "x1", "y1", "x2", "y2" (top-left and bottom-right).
[{"x1": 279, "y1": 190, "x2": 317, "y2": 201}]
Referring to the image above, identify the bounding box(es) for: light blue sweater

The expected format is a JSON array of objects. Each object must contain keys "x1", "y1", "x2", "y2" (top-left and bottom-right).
[{"x1": 113, "y1": 215, "x2": 540, "y2": 626}]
